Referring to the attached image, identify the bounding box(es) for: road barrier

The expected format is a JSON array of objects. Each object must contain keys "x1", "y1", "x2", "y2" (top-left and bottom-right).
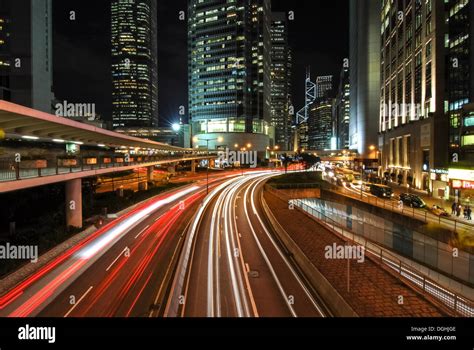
[{"x1": 265, "y1": 185, "x2": 474, "y2": 317}]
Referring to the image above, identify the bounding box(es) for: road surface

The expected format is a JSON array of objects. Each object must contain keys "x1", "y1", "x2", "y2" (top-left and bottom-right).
[
  {"x1": 167, "y1": 172, "x2": 329, "y2": 317},
  {"x1": 0, "y1": 175, "x2": 236, "y2": 317}
]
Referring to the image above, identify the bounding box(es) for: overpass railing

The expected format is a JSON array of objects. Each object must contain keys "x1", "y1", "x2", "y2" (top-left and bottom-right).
[{"x1": 0, "y1": 153, "x2": 215, "y2": 182}]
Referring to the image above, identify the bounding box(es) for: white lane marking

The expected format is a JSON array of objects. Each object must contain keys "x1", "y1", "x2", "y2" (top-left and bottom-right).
[
  {"x1": 243, "y1": 176, "x2": 298, "y2": 317},
  {"x1": 249, "y1": 177, "x2": 326, "y2": 317},
  {"x1": 229, "y1": 177, "x2": 261, "y2": 317},
  {"x1": 106, "y1": 247, "x2": 129, "y2": 272},
  {"x1": 222, "y1": 181, "x2": 246, "y2": 317},
  {"x1": 64, "y1": 286, "x2": 93, "y2": 317},
  {"x1": 135, "y1": 225, "x2": 150, "y2": 239}
]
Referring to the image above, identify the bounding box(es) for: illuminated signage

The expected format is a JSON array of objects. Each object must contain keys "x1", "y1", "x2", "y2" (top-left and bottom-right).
[
  {"x1": 452, "y1": 180, "x2": 474, "y2": 189},
  {"x1": 449, "y1": 168, "x2": 474, "y2": 181},
  {"x1": 430, "y1": 169, "x2": 449, "y2": 175}
]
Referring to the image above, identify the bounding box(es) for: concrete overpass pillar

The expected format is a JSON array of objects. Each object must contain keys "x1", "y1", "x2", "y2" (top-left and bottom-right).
[
  {"x1": 191, "y1": 160, "x2": 196, "y2": 173},
  {"x1": 147, "y1": 166, "x2": 154, "y2": 182},
  {"x1": 65, "y1": 179, "x2": 83, "y2": 229}
]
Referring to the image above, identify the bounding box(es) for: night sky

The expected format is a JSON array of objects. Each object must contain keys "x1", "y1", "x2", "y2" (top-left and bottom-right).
[{"x1": 52, "y1": 0, "x2": 349, "y2": 126}]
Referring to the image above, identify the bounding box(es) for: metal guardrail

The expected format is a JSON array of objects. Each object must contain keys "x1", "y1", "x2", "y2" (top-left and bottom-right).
[
  {"x1": 265, "y1": 185, "x2": 474, "y2": 317},
  {"x1": 332, "y1": 181, "x2": 474, "y2": 236},
  {"x1": 0, "y1": 154, "x2": 214, "y2": 183},
  {"x1": 271, "y1": 182, "x2": 321, "y2": 190}
]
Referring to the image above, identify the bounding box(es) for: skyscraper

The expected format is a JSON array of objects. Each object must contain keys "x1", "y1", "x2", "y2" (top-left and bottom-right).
[
  {"x1": 188, "y1": 0, "x2": 272, "y2": 152},
  {"x1": 447, "y1": 0, "x2": 474, "y2": 166},
  {"x1": 270, "y1": 12, "x2": 292, "y2": 150},
  {"x1": 0, "y1": 0, "x2": 53, "y2": 113},
  {"x1": 111, "y1": 0, "x2": 158, "y2": 129},
  {"x1": 378, "y1": 0, "x2": 447, "y2": 193},
  {"x1": 349, "y1": 0, "x2": 381, "y2": 157},
  {"x1": 445, "y1": 0, "x2": 474, "y2": 204},
  {"x1": 334, "y1": 65, "x2": 350, "y2": 149},
  {"x1": 315, "y1": 75, "x2": 333, "y2": 99},
  {"x1": 308, "y1": 98, "x2": 334, "y2": 151}
]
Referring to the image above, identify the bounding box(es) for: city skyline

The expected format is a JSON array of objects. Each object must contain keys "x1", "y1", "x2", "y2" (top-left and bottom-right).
[
  {"x1": 0, "y1": 0, "x2": 473, "y2": 343},
  {"x1": 51, "y1": 0, "x2": 349, "y2": 127}
]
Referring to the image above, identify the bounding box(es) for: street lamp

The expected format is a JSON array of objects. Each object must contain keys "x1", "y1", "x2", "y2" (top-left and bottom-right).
[
  {"x1": 193, "y1": 135, "x2": 224, "y2": 194},
  {"x1": 172, "y1": 123, "x2": 181, "y2": 132}
]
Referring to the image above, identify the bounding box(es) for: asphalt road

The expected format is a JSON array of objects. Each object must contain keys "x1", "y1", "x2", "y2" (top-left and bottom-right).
[
  {"x1": 0, "y1": 175, "x2": 236, "y2": 317},
  {"x1": 168, "y1": 172, "x2": 329, "y2": 317}
]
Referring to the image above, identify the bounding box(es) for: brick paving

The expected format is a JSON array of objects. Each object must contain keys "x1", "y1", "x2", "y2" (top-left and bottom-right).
[{"x1": 264, "y1": 190, "x2": 451, "y2": 317}]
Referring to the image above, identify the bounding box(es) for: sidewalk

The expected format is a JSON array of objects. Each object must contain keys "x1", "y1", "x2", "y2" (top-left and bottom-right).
[
  {"x1": 263, "y1": 189, "x2": 452, "y2": 317},
  {"x1": 388, "y1": 182, "x2": 474, "y2": 226}
]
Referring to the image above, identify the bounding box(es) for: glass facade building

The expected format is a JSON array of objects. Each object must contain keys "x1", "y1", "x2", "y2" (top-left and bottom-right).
[
  {"x1": 308, "y1": 98, "x2": 335, "y2": 151},
  {"x1": 270, "y1": 12, "x2": 292, "y2": 150},
  {"x1": 188, "y1": 0, "x2": 271, "y2": 151},
  {"x1": 111, "y1": 0, "x2": 158, "y2": 128},
  {"x1": 334, "y1": 66, "x2": 350, "y2": 150},
  {"x1": 0, "y1": 0, "x2": 53, "y2": 113},
  {"x1": 447, "y1": 0, "x2": 474, "y2": 165}
]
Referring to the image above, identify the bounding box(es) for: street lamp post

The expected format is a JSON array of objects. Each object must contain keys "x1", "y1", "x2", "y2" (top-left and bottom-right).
[
  {"x1": 193, "y1": 136, "x2": 223, "y2": 194},
  {"x1": 360, "y1": 163, "x2": 365, "y2": 199}
]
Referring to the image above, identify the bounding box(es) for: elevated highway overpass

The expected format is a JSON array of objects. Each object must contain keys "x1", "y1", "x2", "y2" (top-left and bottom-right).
[{"x1": 0, "y1": 101, "x2": 217, "y2": 227}]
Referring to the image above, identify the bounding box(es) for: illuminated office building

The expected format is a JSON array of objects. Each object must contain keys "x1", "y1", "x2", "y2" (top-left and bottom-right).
[
  {"x1": 308, "y1": 98, "x2": 335, "y2": 151},
  {"x1": 334, "y1": 66, "x2": 350, "y2": 149},
  {"x1": 378, "y1": 0, "x2": 447, "y2": 193},
  {"x1": 316, "y1": 75, "x2": 333, "y2": 99},
  {"x1": 447, "y1": 0, "x2": 474, "y2": 166},
  {"x1": 111, "y1": 0, "x2": 158, "y2": 128},
  {"x1": 445, "y1": 0, "x2": 474, "y2": 203},
  {"x1": 188, "y1": 0, "x2": 271, "y2": 152},
  {"x1": 349, "y1": 0, "x2": 381, "y2": 158},
  {"x1": 0, "y1": 0, "x2": 54, "y2": 113},
  {"x1": 270, "y1": 12, "x2": 292, "y2": 150}
]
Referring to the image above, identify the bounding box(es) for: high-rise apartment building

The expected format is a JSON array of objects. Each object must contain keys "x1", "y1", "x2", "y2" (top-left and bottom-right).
[
  {"x1": 270, "y1": 12, "x2": 292, "y2": 150},
  {"x1": 188, "y1": 0, "x2": 272, "y2": 152},
  {"x1": 111, "y1": 0, "x2": 158, "y2": 128},
  {"x1": 0, "y1": 0, "x2": 53, "y2": 113}
]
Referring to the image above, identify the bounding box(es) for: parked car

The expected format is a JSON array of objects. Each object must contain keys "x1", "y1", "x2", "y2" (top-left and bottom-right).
[
  {"x1": 429, "y1": 205, "x2": 449, "y2": 217},
  {"x1": 399, "y1": 193, "x2": 427, "y2": 208},
  {"x1": 370, "y1": 184, "x2": 393, "y2": 199}
]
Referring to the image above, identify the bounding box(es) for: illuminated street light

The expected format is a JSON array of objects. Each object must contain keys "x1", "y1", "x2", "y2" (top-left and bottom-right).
[
  {"x1": 172, "y1": 123, "x2": 181, "y2": 132},
  {"x1": 193, "y1": 135, "x2": 224, "y2": 194}
]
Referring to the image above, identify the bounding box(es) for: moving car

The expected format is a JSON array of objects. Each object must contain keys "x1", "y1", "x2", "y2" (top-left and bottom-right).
[
  {"x1": 370, "y1": 184, "x2": 393, "y2": 199},
  {"x1": 399, "y1": 193, "x2": 427, "y2": 208}
]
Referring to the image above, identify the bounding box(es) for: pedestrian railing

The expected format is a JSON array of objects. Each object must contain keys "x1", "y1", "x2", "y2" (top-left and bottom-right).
[
  {"x1": 333, "y1": 183, "x2": 474, "y2": 235},
  {"x1": 0, "y1": 154, "x2": 213, "y2": 183},
  {"x1": 265, "y1": 185, "x2": 474, "y2": 317}
]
